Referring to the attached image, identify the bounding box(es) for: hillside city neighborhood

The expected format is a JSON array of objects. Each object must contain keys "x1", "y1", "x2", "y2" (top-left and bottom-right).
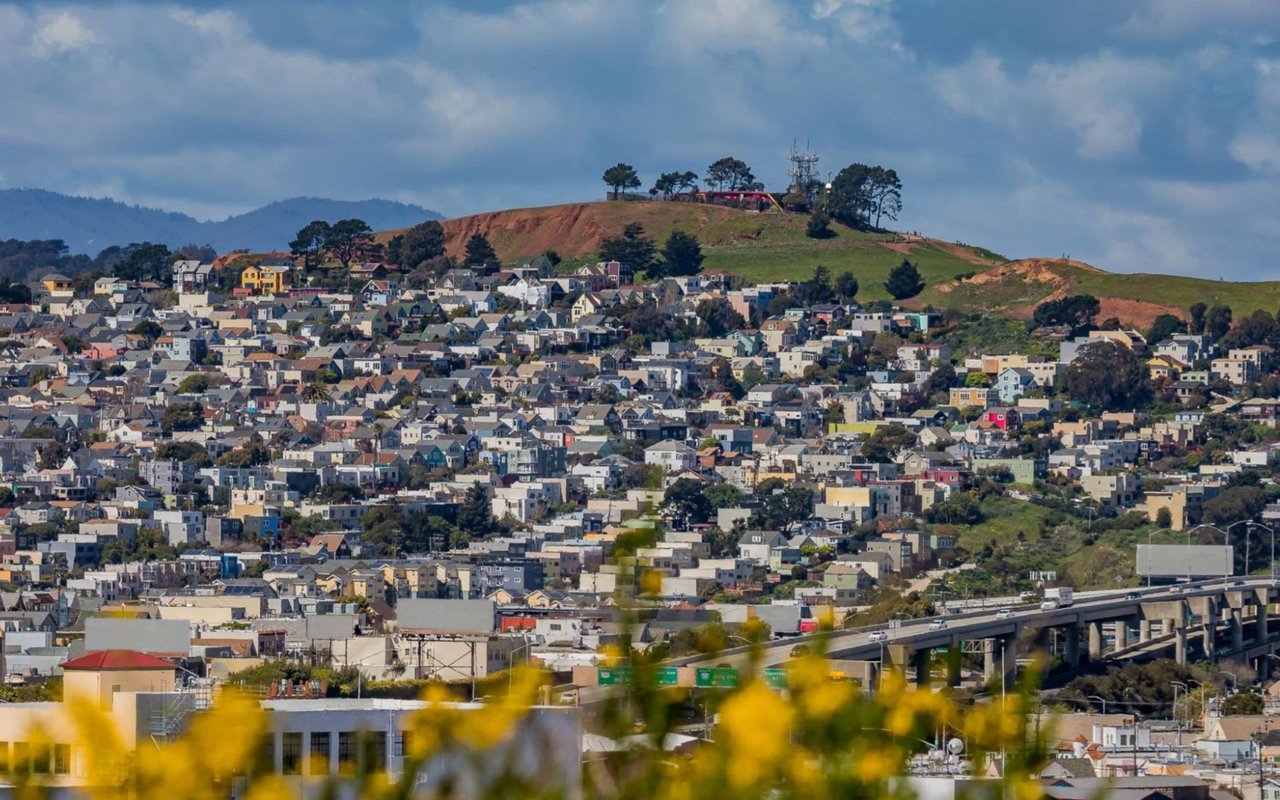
[{"x1": 5, "y1": 206, "x2": 1280, "y2": 800}]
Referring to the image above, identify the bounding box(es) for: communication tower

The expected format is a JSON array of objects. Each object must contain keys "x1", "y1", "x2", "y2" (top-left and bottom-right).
[{"x1": 787, "y1": 139, "x2": 821, "y2": 201}]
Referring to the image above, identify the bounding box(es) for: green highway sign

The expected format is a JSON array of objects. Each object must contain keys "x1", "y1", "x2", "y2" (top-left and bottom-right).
[
  {"x1": 695, "y1": 667, "x2": 739, "y2": 688},
  {"x1": 762, "y1": 668, "x2": 787, "y2": 689},
  {"x1": 597, "y1": 667, "x2": 633, "y2": 686},
  {"x1": 656, "y1": 667, "x2": 680, "y2": 686}
]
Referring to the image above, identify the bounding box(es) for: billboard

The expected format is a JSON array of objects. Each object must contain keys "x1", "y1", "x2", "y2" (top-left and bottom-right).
[
  {"x1": 396, "y1": 598, "x2": 497, "y2": 633},
  {"x1": 1136, "y1": 543, "x2": 1234, "y2": 578},
  {"x1": 85, "y1": 618, "x2": 190, "y2": 655}
]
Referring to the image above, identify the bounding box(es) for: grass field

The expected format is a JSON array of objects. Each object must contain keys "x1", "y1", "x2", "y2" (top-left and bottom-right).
[{"x1": 391, "y1": 199, "x2": 1280, "y2": 322}]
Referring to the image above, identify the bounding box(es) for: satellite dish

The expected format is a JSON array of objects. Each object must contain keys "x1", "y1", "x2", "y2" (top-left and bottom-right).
[{"x1": 947, "y1": 738, "x2": 965, "y2": 755}]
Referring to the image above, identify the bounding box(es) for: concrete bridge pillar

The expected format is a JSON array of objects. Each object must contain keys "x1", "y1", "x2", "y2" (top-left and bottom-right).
[
  {"x1": 1175, "y1": 623, "x2": 1188, "y2": 666},
  {"x1": 912, "y1": 648, "x2": 931, "y2": 688},
  {"x1": 984, "y1": 635, "x2": 1019, "y2": 688},
  {"x1": 1232, "y1": 608, "x2": 1245, "y2": 651},
  {"x1": 1258, "y1": 602, "x2": 1271, "y2": 641},
  {"x1": 946, "y1": 645, "x2": 962, "y2": 687},
  {"x1": 1139, "y1": 619, "x2": 1152, "y2": 642},
  {"x1": 1064, "y1": 622, "x2": 1081, "y2": 668},
  {"x1": 1114, "y1": 619, "x2": 1129, "y2": 651},
  {"x1": 1088, "y1": 622, "x2": 1104, "y2": 660}
]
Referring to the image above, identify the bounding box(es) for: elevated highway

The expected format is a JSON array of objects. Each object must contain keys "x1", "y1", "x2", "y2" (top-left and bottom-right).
[{"x1": 667, "y1": 577, "x2": 1280, "y2": 687}]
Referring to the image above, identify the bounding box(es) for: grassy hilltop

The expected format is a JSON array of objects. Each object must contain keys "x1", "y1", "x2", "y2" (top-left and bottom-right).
[{"x1": 385, "y1": 200, "x2": 1280, "y2": 326}]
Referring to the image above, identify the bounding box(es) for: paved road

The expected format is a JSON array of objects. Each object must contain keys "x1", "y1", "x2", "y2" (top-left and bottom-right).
[{"x1": 574, "y1": 577, "x2": 1277, "y2": 705}]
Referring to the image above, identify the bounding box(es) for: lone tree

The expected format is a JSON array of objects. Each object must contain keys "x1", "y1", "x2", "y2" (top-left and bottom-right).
[
  {"x1": 828, "y1": 163, "x2": 903, "y2": 229},
  {"x1": 324, "y1": 219, "x2": 376, "y2": 269},
  {"x1": 600, "y1": 223, "x2": 657, "y2": 275},
  {"x1": 806, "y1": 211, "x2": 835, "y2": 239},
  {"x1": 1033, "y1": 294, "x2": 1100, "y2": 335},
  {"x1": 660, "y1": 229, "x2": 704, "y2": 277},
  {"x1": 884, "y1": 259, "x2": 925, "y2": 300},
  {"x1": 834, "y1": 271, "x2": 859, "y2": 302},
  {"x1": 290, "y1": 220, "x2": 332, "y2": 271},
  {"x1": 602, "y1": 162, "x2": 641, "y2": 199},
  {"x1": 463, "y1": 233, "x2": 499, "y2": 269}
]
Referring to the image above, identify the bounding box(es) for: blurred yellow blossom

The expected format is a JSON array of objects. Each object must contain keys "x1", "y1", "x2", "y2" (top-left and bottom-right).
[{"x1": 717, "y1": 682, "x2": 794, "y2": 789}]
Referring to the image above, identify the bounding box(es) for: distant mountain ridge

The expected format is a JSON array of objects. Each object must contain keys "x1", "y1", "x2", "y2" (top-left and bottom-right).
[{"x1": 0, "y1": 188, "x2": 441, "y2": 254}]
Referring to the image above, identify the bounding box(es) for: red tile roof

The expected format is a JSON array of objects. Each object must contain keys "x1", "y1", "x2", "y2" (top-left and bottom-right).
[{"x1": 61, "y1": 650, "x2": 179, "y2": 672}]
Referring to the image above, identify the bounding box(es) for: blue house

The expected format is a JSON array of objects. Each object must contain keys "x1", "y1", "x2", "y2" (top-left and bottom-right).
[{"x1": 997, "y1": 367, "x2": 1036, "y2": 404}]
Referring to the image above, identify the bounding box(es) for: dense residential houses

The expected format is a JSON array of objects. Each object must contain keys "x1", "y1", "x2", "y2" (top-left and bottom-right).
[{"x1": 1, "y1": 243, "x2": 1279, "y2": 794}]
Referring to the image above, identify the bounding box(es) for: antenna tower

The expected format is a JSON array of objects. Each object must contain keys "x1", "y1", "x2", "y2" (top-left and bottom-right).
[{"x1": 787, "y1": 138, "x2": 821, "y2": 199}]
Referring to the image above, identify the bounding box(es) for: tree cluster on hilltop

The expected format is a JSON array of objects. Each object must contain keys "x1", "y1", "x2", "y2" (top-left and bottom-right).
[
  {"x1": 289, "y1": 218, "x2": 381, "y2": 270},
  {"x1": 603, "y1": 156, "x2": 903, "y2": 231}
]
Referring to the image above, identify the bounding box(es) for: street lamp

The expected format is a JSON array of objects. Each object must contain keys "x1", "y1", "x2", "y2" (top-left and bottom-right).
[
  {"x1": 1217, "y1": 671, "x2": 1239, "y2": 697},
  {"x1": 1172, "y1": 681, "x2": 1188, "y2": 753},
  {"x1": 1087, "y1": 694, "x2": 1107, "y2": 715},
  {"x1": 1225, "y1": 520, "x2": 1270, "y2": 577},
  {"x1": 1184, "y1": 524, "x2": 1231, "y2": 584}
]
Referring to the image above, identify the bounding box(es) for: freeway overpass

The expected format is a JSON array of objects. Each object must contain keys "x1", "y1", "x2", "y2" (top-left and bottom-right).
[{"x1": 662, "y1": 576, "x2": 1280, "y2": 689}]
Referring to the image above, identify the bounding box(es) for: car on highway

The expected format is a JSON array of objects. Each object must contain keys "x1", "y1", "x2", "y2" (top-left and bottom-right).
[
  {"x1": 928, "y1": 619, "x2": 947, "y2": 630},
  {"x1": 868, "y1": 631, "x2": 889, "y2": 643},
  {"x1": 995, "y1": 609, "x2": 1014, "y2": 620},
  {"x1": 1125, "y1": 592, "x2": 1141, "y2": 600}
]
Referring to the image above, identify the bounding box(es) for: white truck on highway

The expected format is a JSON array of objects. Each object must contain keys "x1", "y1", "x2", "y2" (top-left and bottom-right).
[{"x1": 1040, "y1": 587, "x2": 1073, "y2": 610}]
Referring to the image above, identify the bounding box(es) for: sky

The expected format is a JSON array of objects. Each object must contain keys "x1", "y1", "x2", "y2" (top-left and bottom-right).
[{"x1": 1, "y1": 1, "x2": 1279, "y2": 278}]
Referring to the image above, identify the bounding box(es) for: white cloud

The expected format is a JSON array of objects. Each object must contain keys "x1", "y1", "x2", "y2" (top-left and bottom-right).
[
  {"x1": 31, "y1": 10, "x2": 95, "y2": 56},
  {"x1": 810, "y1": 0, "x2": 904, "y2": 53},
  {"x1": 1229, "y1": 59, "x2": 1280, "y2": 174},
  {"x1": 659, "y1": 0, "x2": 820, "y2": 58},
  {"x1": 933, "y1": 51, "x2": 1171, "y2": 158},
  {"x1": 1119, "y1": 1, "x2": 1280, "y2": 41}
]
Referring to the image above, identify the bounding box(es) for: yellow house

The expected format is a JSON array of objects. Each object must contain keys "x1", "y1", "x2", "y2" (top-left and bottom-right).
[
  {"x1": 241, "y1": 264, "x2": 291, "y2": 294},
  {"x1": 61, "y1": 649, "x2": 179, "y2": 710},
  {"x1": 41, "y1": 272, "x2": 74, "y2": 297},
  {"x1": 1147, "y1": 354, "x2": 1187, "y2": 381},
  {"x1": 824, "y1": 486, "x2": 873, "y2": 508}
]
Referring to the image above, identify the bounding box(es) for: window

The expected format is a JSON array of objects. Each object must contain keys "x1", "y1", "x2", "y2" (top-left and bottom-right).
[
  {"x1": 338, "y1": 732, "x2": 356, "y2": 775},
  {"x1": 281, "y1": 733, "x2": 302, "y2": 775},
  {"x1": 30, "y1": 743, "x2": 49, "y2": 775},
  {"x1": 366, "y1": 732, "x2": 387, "y2": 773},
  {"x1": 261, "y1": 737, "x2": 274, "y2": 772},
  {"x1": 53, "y1": 745, "x2": 70, "y2": 775},
  {"x1": 309, "y1": 732, "x2": 330, "y2": 775},
  {"x1": 395, "y1": 732, "x2": 410, "y2": 758},
  {"x1": 12, "y1": 743, "x2": 27, "y2": 774}
]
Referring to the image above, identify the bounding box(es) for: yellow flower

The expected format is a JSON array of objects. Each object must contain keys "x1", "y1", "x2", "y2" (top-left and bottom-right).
[
  {"x1": 855, "y1": 747, "x2": 898, "y2": 782},
  {"x1": 801, "y1": 679, "x2": 853, "y2": 720},
  {"x1": 242, "y1": 774, "x2": 292, "y2": 800},
  {"x1": 886, "y1": 703, "x2": 916, "y2": 736},
  {"x1": 640, "y1": 569, "x2": 663, "y2": 595},
  {"x1": 718, "y1": 682, "x2": 794, "y2": 788},
  {"x1": 787, "y1": 748, "x2": 825, "y2": 796}
]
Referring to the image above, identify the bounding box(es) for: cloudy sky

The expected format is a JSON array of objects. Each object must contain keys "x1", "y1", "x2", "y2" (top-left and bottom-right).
[{"x1": 1, "y1": 1, "x2": 1279, "y2": 278}]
